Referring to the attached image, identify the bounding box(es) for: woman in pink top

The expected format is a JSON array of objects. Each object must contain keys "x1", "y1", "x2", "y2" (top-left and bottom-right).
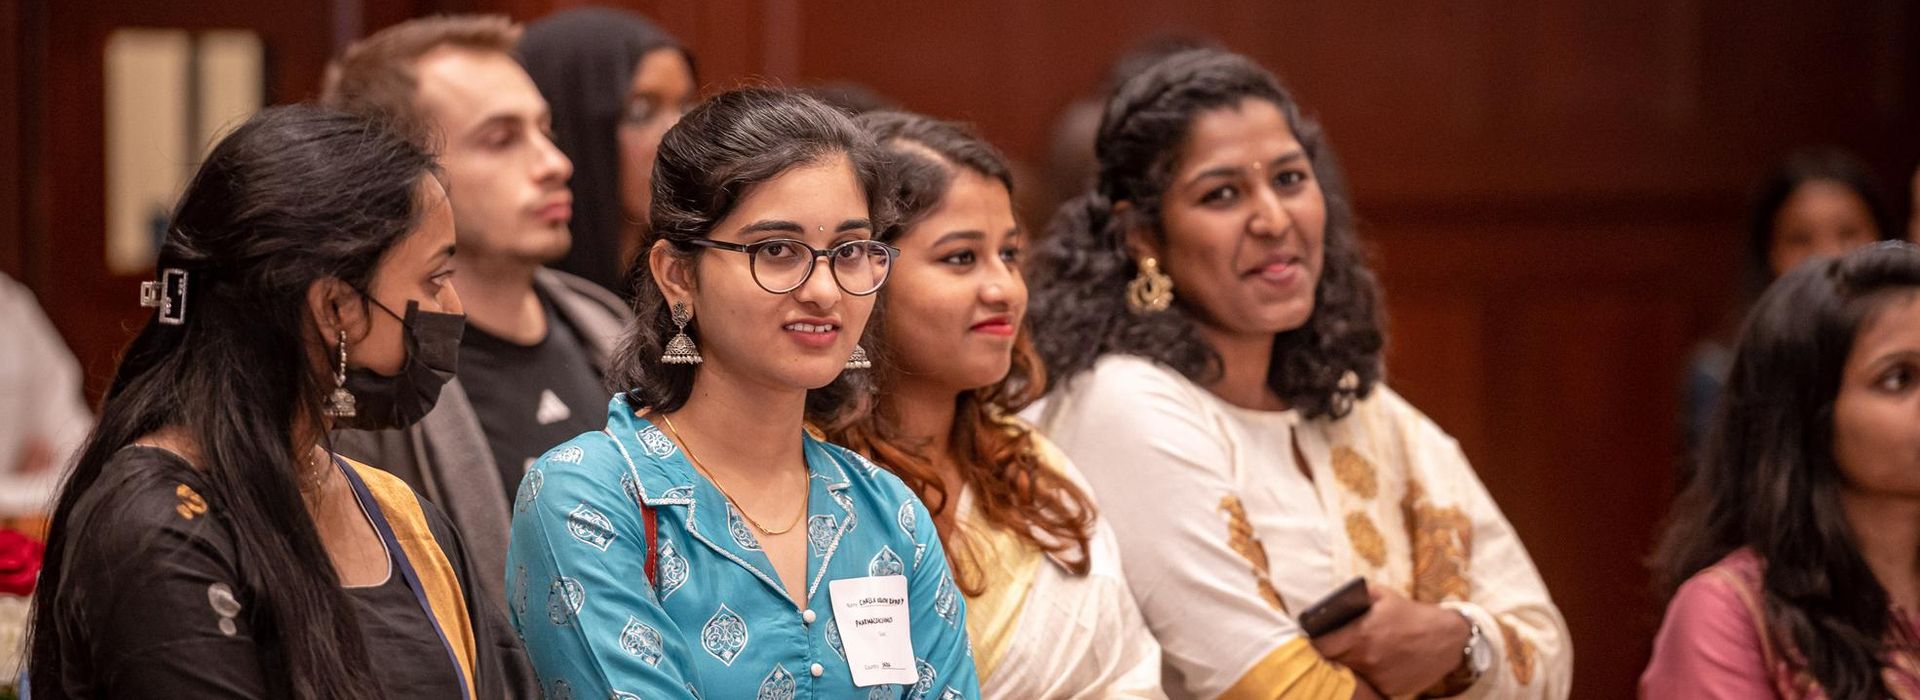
[{"x1": 1643, "y1": 242, "x2": 1920, "y2": 699}]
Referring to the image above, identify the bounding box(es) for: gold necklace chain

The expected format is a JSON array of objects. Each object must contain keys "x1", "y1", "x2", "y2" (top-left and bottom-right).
[{"x1": 660, "y1": 415, "x2": 808, "y2": 536}]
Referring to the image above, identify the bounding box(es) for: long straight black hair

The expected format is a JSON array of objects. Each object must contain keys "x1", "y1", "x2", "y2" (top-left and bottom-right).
[
  {"x1": 1655, "y1": 242, "x2": 1920, "y2": 698},
  {"x1": 28, "y1": 105, "x2": 438, "y2": 699}
]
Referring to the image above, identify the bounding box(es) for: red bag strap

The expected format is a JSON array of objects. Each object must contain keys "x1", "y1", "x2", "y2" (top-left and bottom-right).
[{"x1": 641, "y1": 499, "x2": 659, "y2": 588}]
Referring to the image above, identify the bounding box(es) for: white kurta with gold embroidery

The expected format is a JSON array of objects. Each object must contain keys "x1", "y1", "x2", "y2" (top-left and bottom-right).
[{"x1": 1031, "y1": 355, "x2": 1571, "y2": 699}]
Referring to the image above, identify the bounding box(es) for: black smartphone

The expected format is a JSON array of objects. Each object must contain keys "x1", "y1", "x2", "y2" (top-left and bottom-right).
[{"x1": 1298, "y1": 576, "x2": 1372, "y2": 638}]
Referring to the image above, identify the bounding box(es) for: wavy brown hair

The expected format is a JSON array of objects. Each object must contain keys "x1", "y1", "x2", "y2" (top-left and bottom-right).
[{"x1": 822, "y1": 111, "x2": 1096, "y2": 595}]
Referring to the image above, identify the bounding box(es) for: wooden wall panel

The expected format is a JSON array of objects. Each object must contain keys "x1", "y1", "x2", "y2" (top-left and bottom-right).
[
  {"x1": 32, "y1": 0, "x2": 334, "y2": 395},
  {"x1": 0, "y1": 0, "x2": 25, "y2": 280}
]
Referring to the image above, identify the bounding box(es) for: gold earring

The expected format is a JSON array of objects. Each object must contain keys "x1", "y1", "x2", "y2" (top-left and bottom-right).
[
  {"x1": 1126, "y1": 257, "x2": 1174, "y2": 313},
  {"x1": 661, "y1": 302, "x2": 703, "y2": 364}
]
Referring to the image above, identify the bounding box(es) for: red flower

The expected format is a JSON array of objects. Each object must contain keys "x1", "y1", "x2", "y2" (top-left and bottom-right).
[{"x1": 0, "y1": 530, "x2": 44, "y2": 597}]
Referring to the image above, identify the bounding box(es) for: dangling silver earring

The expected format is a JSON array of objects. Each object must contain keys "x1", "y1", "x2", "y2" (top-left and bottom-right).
[
  {"x1": 323, "y1": 329, "x2": 357, "y2": 418},
  {"x1": 661, "y1": 302, "x2": 703, "y2": 365},
  {"x1": 844, "y1": 345, "x2": 872, "y2": 370}
]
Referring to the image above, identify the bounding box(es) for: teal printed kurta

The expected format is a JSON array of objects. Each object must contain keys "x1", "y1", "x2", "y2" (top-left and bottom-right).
[{"x1": 506, "y1": 395, "x2": 980, "y2": 700}]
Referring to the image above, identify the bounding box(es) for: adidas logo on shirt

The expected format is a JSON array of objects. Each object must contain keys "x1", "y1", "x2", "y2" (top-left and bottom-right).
[{"x1": 535, "y1": 389, "x2": 571, "y2": 426}]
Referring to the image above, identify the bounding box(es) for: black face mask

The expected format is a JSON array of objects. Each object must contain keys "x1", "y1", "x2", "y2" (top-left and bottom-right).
[{"x1": 335, "y1": 298, "x2": 465, "y2": 431}]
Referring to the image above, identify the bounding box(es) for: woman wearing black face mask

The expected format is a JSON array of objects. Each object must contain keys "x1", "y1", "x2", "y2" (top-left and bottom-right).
[{"x1": 25, "y1": 106, "x2": 533, "y2": 699}]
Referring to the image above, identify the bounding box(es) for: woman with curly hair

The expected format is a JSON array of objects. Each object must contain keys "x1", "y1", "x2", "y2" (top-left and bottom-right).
[
  {"x1": 820, "y1": 110, "x2": 1163, "y2": 698},
  {"x1": 1026, "y1": 48, "x2": 1571, "y2": 699}
]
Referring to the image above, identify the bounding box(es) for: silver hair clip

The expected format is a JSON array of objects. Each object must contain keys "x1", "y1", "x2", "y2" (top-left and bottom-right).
[{"x1": 140, "y1": 268, "x2": 189, "y2": 325}]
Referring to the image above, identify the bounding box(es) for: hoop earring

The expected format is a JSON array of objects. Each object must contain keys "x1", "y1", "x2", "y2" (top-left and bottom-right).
[
  {"x1": 323, "y1": 329, "x2": 358, "y2": 418},
  {"x1": 1126, "y1": 257, "x2": 1174, "y2": 313},
  {"x1": 844, "y1": 345, "x2": 871, "y2": 370},
  {"x1": 661, "y1": 302, "x2": 704, "y2": 365}
]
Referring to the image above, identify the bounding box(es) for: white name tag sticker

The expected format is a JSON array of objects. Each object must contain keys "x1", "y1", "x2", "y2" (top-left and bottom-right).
[{"x1": 829, "y1": 574, "x2": 917, "y2": 687}]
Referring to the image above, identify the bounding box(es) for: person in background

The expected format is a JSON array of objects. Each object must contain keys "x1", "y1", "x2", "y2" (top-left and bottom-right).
[
  {"x1": 820, "y1": 110, "x2": 1164, "y2": 698},
  {"x1": 1042, "y1": 35, "x2": 1223, "y2": 220},
  {"x1": 506, "y1": 87, "x2": 978, "y2": 699},
  {"x1": 1644, "y1": 242, "x2": 1920, "y2": 698},
  {"x1": 519, "y1": 6, "x2": 697, "y2": 298},
  {"x1": 323, "y1": 15, "x2": 631, "y2": 605},
  {"x1": 26, "y1": 105, "x2": 529, "y2": 699},
  {"x1": 1682, "y1": 147, "x2": 1896, "y2": 458},
  {"x1": 1027, "y1": 48, "x2": 1571, "y2": 698},
  {"x1": 804, "y1": 81, "x2": 898, "y2": 116},
  {"x1": 0, "y1": 273, "x2": 91, "y2": 520}
]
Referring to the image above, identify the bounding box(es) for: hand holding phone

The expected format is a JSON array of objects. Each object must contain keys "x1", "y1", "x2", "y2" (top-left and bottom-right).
[{"x1": 1298, "y1": 576, "x2": 1372, "y2": 638}]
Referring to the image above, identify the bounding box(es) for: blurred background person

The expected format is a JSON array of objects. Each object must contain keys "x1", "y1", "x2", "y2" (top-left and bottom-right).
[
  {"x1": 1682, "y1": 147, "x2": 1897, "y2": 458},
  {"x1": 1645, "y1": 242, "x2": 1920, "y2": 697},
  {"x1": 519, "y1": 6, "x2": 697, "y2": 298},
  {"x1": 0, "y1": 273, "x2": 90, "y2": 523},
  {"x1": 323, "y1": 14, "x2": 631, "y2": 607},
  {"x1": 1042, "y1": 35, "x2": 1224, "y2": 222},
  {"x1": 823, "y1": 110, "x2": 1164, "y2": 698},
  {"x1": 804, "y1": 80, "x2": 898, "y2": 116}
]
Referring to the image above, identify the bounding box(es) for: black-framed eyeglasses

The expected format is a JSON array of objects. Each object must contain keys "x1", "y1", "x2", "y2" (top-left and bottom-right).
[{"x1": 681, "y1": 238, "x2": 899, "y2": 296}]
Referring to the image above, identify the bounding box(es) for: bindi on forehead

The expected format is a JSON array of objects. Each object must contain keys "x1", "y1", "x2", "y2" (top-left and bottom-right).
[{"x1": 1175, "y1": 101, "x2": 1301, "y2": 180}]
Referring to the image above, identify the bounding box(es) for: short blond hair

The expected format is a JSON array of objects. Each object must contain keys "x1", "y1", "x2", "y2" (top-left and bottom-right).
[{"x1": 321, "y1": 14, "x2": 520, "y2": 148}]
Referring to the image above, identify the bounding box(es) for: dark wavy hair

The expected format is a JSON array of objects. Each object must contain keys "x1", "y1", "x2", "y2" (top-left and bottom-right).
[
  {"x1": 1029, "y1": 48, "x2": 1382, "y2": 419},
  {"x1": 1654, "y1": 242, "x2": 1920, "y2": 698},
  {"x1": 606, "y1": 87, "x2": 892, "y2": 414},
  {"x1": 28, "y1": 106, "x2": 438, "y2": 699},
  {"x1": 1745, "y1": 147, "x2": 1896, "y2": 293},
  {"x1": 822, "y1": 111, "x2": 1097, "y2": 596}
]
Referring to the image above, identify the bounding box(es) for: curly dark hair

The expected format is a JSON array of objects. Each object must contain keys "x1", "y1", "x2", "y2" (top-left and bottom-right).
[
  {"x1": 1653, "y1": 242, "x2": 1920, "y2": 699},
  {"x1": 605, "y1": 87, "x2": 893, "y2": 415},
  {"x1": 820, "y1": 110, "x2": 1098, "y2": 596},
  {"x1": 1029, "y1": 48, "x2": 1383, "y2": 419}
]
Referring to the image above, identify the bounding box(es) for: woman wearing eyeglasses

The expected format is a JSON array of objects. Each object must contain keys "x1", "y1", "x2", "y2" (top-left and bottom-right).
[{"x1": 505, "y1": 87, "x2": 980, "y2": 700}]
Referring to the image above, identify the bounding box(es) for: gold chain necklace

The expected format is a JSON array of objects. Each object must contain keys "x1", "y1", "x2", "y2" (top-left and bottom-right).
[{"x1": 660, "y1": 415, "x2": 808, "y2": 536}]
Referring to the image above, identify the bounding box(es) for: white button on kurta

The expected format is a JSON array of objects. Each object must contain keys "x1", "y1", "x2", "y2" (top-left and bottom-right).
[
  {"x1": 810, "y1": 663, "x2": 824, "y2": 678},
  {"x1": 802, "y1": 608, "x2": 816, "y2": 624}
]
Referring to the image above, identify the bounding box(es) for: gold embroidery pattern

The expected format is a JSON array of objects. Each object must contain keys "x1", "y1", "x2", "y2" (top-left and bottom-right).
[
  {"x1": 1344, "y1": 512, "x2": 1387, "y2": 568},
  {"x1": 1402, "y1": 480, "x2": 1473, "y2": 603},
  {"x1": 1218, "y1": 495, "x2": 1288, "y2": 614},
  {"x1": 1497, "y1": 618, "x2": 1537, "y2": 685},
  {"x1": 1330, "y1": 446, "x2": 1378, "y2": 499},
  {"x1": 175, "y1": 483, "x2": 208, "y2": 520}
]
